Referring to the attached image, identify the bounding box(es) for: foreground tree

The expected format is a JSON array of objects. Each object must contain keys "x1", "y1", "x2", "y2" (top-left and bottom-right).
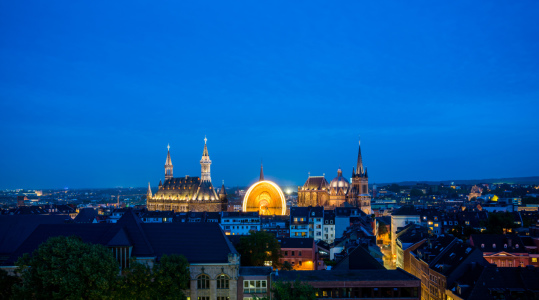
[
  {"x1": 15, "y1": 235, "x2": 119, "y2": 299},
  {"x1": 0, "y1": 268, "x2": 21, "y2": 299},
  {"x1": 255, "y1": 279, "x2": 317, "y2": 300},
  {"x1": 237, "y1": 231, "x2": 282, "y2": 269},
  {"x1": 115, "y1": 254, "x2": 190, "y2": 300}
]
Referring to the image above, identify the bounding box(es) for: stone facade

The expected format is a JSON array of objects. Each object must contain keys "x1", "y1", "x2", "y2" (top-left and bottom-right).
[
  {"x1": 188, "y1": 253, "x2": 240, "y2": 300},
  {"x1": 147, "y1": 138, "x2": 227, "y2": 212}
]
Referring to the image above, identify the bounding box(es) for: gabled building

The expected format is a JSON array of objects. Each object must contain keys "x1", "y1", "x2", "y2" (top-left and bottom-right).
[
  {"x1": 220, "y1": 212, "x2": 260, "y2": 236},
  {"x1": 280, "y1": 237, "x2": 320, "y2": 270},
  {"x1": 3, "y1": 209, "x2": 241, "y2": 300},
  {"x1": 470, "y1": 234, "x2": 529, "y2": 267},
  {"x1": 146, "y1": 138, "x2": 227, "y2": 212},
  {"x1": 391, "y1": 205, "x2": 421, "y2": 264}
]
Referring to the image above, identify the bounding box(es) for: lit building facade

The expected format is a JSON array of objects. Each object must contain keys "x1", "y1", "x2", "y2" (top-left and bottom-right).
[
  {"x1": 298, "y1": 139, "x2": 371, "y2": 215},
  {"x1": 146, "y1": 137, "x2": 227, "y2": 212}
]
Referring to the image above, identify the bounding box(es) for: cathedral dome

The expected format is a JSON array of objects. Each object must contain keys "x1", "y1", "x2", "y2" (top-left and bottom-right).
[{"x1": 329, "y1": 169, "x2": 349, "y2": 191}]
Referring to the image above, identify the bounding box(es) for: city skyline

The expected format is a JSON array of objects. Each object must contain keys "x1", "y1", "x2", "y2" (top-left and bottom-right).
[{"x1": 1, "y1": 1, "x2": 539, "y2": 189}]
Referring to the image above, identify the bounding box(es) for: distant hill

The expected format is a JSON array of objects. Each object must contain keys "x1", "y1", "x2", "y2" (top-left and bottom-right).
[{"x1": 378, "y1": 176, "x2": 539, "y2": 186}]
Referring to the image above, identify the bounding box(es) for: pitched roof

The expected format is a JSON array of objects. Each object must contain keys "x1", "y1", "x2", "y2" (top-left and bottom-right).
[
  {"x1": 302, "y1": 176, "x2": 329, "y2": 190},
  {"x1": 275, "y1": 269, "x2": 419, "y2": 282},
  {"x1": 0, "y1": 215, "x2": 70, "y2": 258},
  {"x1": 333, "y1": 245, "x2": 385, "y2": 270},
  {"x1": 142, "y1": 222, "x2": 236, "y2": 263},
  {"x1": 392, "y1": 205, "x2": 419, "y2": 216},
  {"x1": 470, "y1": 234, "x2": 526, "y2": 254},
  {"x1": 280, "y1": 238, "x2": 314, "y2": 249},
  {"x1": 240, "y1": 266, "x2": 273, "y2": 276},
  {"x1": 4, "y1": 210, "x2": 236, "y2": 265},
  {"x1": 468, "y1": 265, "x2": 539, "y2": 300},
  {"x1": 73, "y1": 208, "x2": 97, "y2": 223}
]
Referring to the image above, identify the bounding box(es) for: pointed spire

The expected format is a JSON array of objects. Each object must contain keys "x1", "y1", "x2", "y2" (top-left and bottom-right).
[
  {"x1": 260, "y1": 162, "x2": 264, "y2": 181},
  {"x1": 220, "y1": 180, "x2": 226, "y2": 196},
  {"x1": 147, "y1": 182, "x2": 152, "y2": 198},
  {"x1": 165, "y1": 144, "x2": 172, "y2": 166},
  {"x1": 356, "y1": 138, "x2": 364, "y2": 176},
  {"x1": 352, "y1": 167, "x2": 355, "y2": 177},
  {"x1": 202, "y1": 136, "x2": 209, "y2": 157},
  {"x1": 158, "y1": 179, "x2": 162, "y2": 187},
  {"x1": 365, "y1": 167, "x2": 368, "y2": 178}
]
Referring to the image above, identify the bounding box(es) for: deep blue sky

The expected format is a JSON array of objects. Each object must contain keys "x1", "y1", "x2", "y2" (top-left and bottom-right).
[{"x1": 1, "y1": 1, "x2": 538, "y2": 189}]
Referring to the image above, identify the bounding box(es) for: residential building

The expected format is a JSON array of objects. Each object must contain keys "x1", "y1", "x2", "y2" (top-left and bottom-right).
[
  {"x1": 280, "y1": 238, "x2": 320, "y2": 270},
  {"x1": 470, "y1": 234, "x2": 529, "y2": 267},
  {"x1": 220, "y1": 211, "x2": 260, "y2": 236},
  {"x1": 391, "y1": 205, "x2": 421, "y2": 264}
]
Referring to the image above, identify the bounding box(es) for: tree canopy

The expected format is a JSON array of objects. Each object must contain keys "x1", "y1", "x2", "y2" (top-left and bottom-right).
[
  {"x1": 115, "y1": 254, "x2": 190, "y2": 300},
  {"x1": 15, "y1": 235, "x2": 119, "y2": 299},
  {"x1": 271, "y1": 279, "x2": 317, "y2": 300},
  {"x1": 12, "y1": 235, "x2": 191, "y2": 300},
  {"x1": 236, "y1": 231, "x2": 282, "y2": 269}
]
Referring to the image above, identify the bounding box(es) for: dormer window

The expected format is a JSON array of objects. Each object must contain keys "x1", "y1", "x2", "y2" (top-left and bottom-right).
[
  {"x1": 493, "y1": 244, "x2": 496, "y2": 249},
  {"x1": 312, "y1": 212, "x2": 315, "y2": 216},
  {"x1": 516, "y1": 244, "x2": 519, "y2": 249},
  {"x1": 504, "y1": 244, "x2": 507, "y2": 249},
  {"x1": 481, "y1": 244, "x2": 484, "y2": 248}
]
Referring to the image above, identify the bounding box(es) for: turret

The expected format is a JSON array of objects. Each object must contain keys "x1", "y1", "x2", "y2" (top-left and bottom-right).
[
  {"x1": 146, "y1": 182, "x2": 152, "y2": 199},
  {"x1": 260, "y1": 163, "x2": 264, "y2": 181},
  {"x1": 165, "y1": 144, "x2": 173, "y2": 180},
  {"x1": 200, "y1": 136, "x2": 212, "y2": 182},
  {"x1": 219, "y1": 180, "x2": 227, "y2": 201}
]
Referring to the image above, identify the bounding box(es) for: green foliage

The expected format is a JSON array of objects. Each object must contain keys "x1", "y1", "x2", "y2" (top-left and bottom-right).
[
  {"x1": 0, "y1": 268, "x2": 21, "y2": 299},
  {"x1": 410, "y1": 189, "x2": 425, "y2": 197},
  {"x1": 323, "y1": 259, "x2": 337, "y2": 267},
  {"x1": 152, "y1": 254, "x2": 190, "y2": 299},
  {"x1": 115, "y1": 255, "x2": 190, "y2": 300},
  {"x1": 449, "y1": 225, "x2": 478, "y2": 240},
  {"x1": 14, "y1": 235, "x2": 119, "y2": 300},
  {"x1": 387, "y1": 184, "x2": 401, "y2": 193},
  {"x1": 237, "y1": 231, "x2": 282, "y2": 269},
  {"x1": 271, "y1": 279, "x2": 317, "y2": 300},
  {"x1": 482, "y1": 212, "x2": 517, "y2": 234},
  {"x1": 281, "y1": 261, "x2": 293, "y2": 271}
]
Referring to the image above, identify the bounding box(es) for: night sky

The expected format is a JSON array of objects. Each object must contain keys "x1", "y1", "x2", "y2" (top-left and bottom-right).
[{"x1": 1, "y1": 1, "x2": 538, "y2": 189}]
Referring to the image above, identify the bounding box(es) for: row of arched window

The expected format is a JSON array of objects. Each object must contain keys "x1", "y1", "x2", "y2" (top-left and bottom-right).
[{"x1": 197, "y1": 274, "x2": 230, "y2": 290}]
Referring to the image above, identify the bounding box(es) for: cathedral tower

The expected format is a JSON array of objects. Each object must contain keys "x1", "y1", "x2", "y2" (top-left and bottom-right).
[
  {"x1": 165, "y1": 144, "x2": 173, "y2": 180},
  {"x1": 351, "y1": 139, "x2": 371, "y2": 214},
  {"x1": 200, "y1": 136, "x2": 212, "y2": 182}
]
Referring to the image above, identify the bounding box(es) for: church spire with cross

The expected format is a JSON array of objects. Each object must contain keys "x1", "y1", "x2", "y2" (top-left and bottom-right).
[
  {"x1": 356, "y1": 138, "x2": 364, "y2": 176},
  {"x1": 165, "y1": 144, "x2": 173, "y2": 180},
  {"x1": 200, "y1": 136, "x2": 212, "y2": 182}
]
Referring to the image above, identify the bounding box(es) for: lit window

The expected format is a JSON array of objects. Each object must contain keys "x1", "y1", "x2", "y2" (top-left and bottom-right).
[
  {"x1": 217, "y1": 274, "x2": 230, "y2": 289},
  {"x1": 197, "y1": 274, "x2": 210, "y2": 289}
]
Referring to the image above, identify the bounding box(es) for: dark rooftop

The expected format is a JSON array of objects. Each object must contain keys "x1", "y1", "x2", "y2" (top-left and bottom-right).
[
  {"x1": 275, "y1": 269, "x2": 419, "y2": 282},
  {"x1": 280, "y1": 238, "x2": 314, "y2": 249},
  {"x1": 240, "y1": 266, "x2": 273, "y2": 276}
]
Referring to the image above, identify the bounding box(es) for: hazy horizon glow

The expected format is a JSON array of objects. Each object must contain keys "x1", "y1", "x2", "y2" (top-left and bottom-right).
[{"x1": 1, "y1": 1, "x2": 538, "y2": 189}]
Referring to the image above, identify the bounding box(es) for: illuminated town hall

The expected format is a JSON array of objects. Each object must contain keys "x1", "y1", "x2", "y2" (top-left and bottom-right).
[{"x1": 146, "y1": 137, "x2": 227, "y2": 212}]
